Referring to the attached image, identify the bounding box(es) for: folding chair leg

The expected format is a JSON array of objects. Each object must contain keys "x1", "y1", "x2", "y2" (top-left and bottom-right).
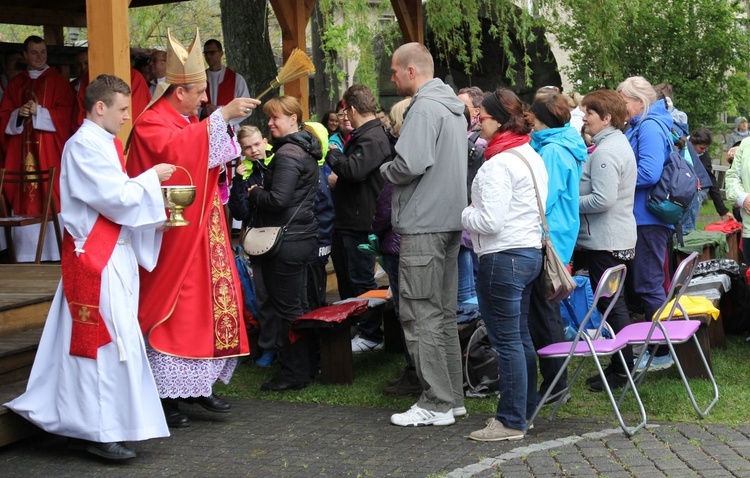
[
  {"x1": 602, "y1": 351, "x2": 647, "y2": 437},
  {"x1": 527, "y1": 354, "x2": 576, "y2": 431},
  {"x1": 666, "y1": 337, "x2": 719, "y2": 418}
]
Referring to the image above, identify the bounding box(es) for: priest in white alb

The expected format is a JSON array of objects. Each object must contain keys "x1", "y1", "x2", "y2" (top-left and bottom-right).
[{"x1": 4, "y1": 74, "x2": 176, "y2": 460}]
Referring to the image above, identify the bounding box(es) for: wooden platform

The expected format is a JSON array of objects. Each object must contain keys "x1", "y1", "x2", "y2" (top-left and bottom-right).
[
  {"x1": 0, "y1": 264, "x2": 59, "y2": 447},
  {"x1": 0, "y1": 264, "x2": 60, "y2": 336}
]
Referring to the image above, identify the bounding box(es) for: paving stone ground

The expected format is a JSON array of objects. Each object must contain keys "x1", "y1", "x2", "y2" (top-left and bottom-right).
[{"x1": 0, "y1": 398, "x2": 748, "y2": 477}]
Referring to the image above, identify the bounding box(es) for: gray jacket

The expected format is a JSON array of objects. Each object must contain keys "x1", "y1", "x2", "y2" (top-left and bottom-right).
[
  {"x1": 380, "y1": 78, "x2": 467, "y2": 234},
  {"x1": 577, "y1": 126, "x2": 637, "y2": 251}
]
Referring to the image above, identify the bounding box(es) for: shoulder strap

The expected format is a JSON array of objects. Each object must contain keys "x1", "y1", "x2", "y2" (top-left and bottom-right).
[
  {"x1": 283, "y1": 185, "x2": 316, "y2": 229},
  {"x1": 505, "y1": 148, "x2": 550, "y2": 238}
]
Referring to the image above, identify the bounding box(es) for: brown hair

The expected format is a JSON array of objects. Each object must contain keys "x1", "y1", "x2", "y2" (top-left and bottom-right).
[
  {"x1": 581, "y1": 90, "x2": 628, "y2": 132},
  {"x1": 84, "y1": 74, "x2": 131, "y2": 112},
  {"x1": 530, "y1": 92, "x2": 571, "y2": 128},
  {"x1": 343, "y1": 84, "x2": 378, "y2": 115},
  {"x1": 263, "y1": 96, "x2": 323, "y2": 145},
  {"x1": 484, "y1": 88, "x2": 534, "y2": 135}
]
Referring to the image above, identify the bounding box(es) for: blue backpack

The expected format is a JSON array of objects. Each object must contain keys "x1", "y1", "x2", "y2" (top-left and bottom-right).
[
  {"x1": 560, "y1": 275, "x2": 606, "y2": 340},
  {"x1": 640, "y1": 120, "x2": 698, "y2": 224}
]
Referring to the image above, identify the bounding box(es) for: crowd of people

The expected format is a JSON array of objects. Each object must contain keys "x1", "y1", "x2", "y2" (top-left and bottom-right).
[{"x1": 0, "y1": 30, "x2": 745, "y2": 461}]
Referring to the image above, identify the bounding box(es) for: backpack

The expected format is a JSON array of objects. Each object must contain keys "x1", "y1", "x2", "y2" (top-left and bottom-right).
[
  {"x1": 560, "y1": 275, "x2": 609, "y2": 340},
  {"x1": 463, "y1": 320, "x2": 499, "y2": 397},
  {"x1": 640, "y1": 120, "x2": 698, "y2": 225},
  {"x1": 466, "y1": 131, "x2": 486, "y2": 203}
]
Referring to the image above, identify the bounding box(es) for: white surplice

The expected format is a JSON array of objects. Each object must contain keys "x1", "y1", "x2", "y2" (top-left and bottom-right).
[{"x1": 5, "y1": 119, "x2": 170, "y2": 443}]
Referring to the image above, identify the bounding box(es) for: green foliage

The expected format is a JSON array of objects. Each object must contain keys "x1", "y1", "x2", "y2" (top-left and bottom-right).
[
  {"x1": 317, "y1": 0, "x2": 393, "y2": 97},
  {"x1": 129, "y1": 0, "x2": 223, "y2": 49},
  {"x1": 550, "y1": 0, "x2": 750, "y2": 126},
  {"x1": 726, "y1": 73, "x2": 750, "y2": 119}
]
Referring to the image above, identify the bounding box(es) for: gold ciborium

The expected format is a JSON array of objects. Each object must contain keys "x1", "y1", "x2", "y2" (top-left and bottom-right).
[{"x1": 161, "y1": 166, "x2": 195, "y2": 227}]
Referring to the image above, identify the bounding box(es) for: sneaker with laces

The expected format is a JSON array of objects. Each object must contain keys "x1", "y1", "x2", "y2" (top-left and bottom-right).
[
  {"x1": 469, "y1": 418, "x2": 524, "y2": 442},
  {"x1": 351, "y1": 335, "x2": 384, "y2": 353},
  {"x1": 390, "y1": 405, "x2": 455, "y2": 426},
  {"x1": 635, "y1": 351, "x2": 674, "y2": 373},
  {"x1": 452, "y1": 406, "x2": 467, "y2": 417}
]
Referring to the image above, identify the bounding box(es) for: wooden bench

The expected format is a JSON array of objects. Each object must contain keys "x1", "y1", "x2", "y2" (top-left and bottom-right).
[
  {"x1": 294, "y1": 299, "x2": 396, "y2": 384},
  {"x1": 673, "y1": 313, "x2": 725, "y2": 380}
]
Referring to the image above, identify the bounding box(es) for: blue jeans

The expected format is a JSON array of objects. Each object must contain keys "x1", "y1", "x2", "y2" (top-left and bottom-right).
[
  {"x1": 457, "y1": 245, "x2": 477, "y2": 303},
  {"x1": 476, "y1": 248, "x2": 542, "y2": 431},
  {"x1": 681, "y1": 189, "x2": 708, "y2": 236}
]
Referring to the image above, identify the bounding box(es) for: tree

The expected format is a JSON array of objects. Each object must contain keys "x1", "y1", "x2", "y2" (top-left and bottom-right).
[
  {"x1": 219, "y1": 0, "x2": 278, "y2": 134},
  {"x1": 549, "y1": 0, "x2": 750, "y2": 126},
  {"x1": 129, "y1": 0, "x2": 222, "y2": 48}
]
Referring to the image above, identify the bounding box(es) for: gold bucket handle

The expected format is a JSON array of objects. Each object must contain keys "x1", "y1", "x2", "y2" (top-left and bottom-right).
[{"x1": 172, "y1": 165, "x2": 194, "y2": 186}]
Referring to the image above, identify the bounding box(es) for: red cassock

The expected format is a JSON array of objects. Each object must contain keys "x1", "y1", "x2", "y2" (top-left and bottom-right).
[
  {"x1": 74, "y1": 68, "x2": 151, "y2": 128},
  {"x1": 0, "y1": 67, "x2": 74, "y2": 214},
  {"x1": 126, "y1": 97, "x2": 249, "y2": 359}
]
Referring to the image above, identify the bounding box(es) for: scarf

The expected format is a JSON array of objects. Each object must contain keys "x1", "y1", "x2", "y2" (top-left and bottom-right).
[{"x1": 484, "y1": 130, "x2": 530, "y2": 160}]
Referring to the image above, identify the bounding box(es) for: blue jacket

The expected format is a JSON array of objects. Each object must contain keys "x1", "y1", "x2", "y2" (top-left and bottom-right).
[
  {"x1": 530, "y1": 126, "x2": 588, "y2": 263},
  {"x1": 625, "y1": 99, "x2": 674, "y2": 228}
]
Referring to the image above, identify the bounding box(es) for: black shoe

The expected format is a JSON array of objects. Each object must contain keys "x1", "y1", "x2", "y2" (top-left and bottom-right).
[
  {"x1": 86, "y1": 441, "x2": 137, "y2": 460},
  {"x1": 260, "y1": 379, "x2": 308, "y2": 392},
  {"x1": 162, "y1": 399, "x2": 191, "y2": 428},
  {"x1": 586, "y1": 364, "x2": 617, "y2": 385},
  {"x1": 386, "y1": 368, "x2": 416, "y2": 387},
  {"x1": 588, "y1": 371, "x2": 628, "y2": 393},
  {"x1": 383, "y1": 369, "x2": 422, "y2": 396},
  {"x1": 183, "y1": 394, "x2": 231, "y2": 413}
]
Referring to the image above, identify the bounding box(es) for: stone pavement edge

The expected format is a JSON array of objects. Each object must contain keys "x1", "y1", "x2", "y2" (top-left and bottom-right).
[{"x1": 1, "y1": 398, "x2": 749, "y2": 477}]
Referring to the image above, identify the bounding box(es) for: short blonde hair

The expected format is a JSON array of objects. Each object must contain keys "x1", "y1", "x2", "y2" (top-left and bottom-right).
[
  {"x1": 389, "y1": 98, "x2": 411, "y2": 137},
  {"x1": 617, "y1": 76, "x2": 657, "y2": 119},
  {"x1": 237, "y1": 125, "x2": 262, "y2": 142}
]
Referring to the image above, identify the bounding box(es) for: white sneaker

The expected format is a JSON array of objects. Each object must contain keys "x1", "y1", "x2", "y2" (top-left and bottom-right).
[
  {"x1": 391, "y1": 405, "x2": 455, "y2": 427},
  {"x1": 452, "y1": 406, "x2": 467, "y2": 417},
  {"x1": 351, "y1": 335, "x2": 383, "y2": 353}
]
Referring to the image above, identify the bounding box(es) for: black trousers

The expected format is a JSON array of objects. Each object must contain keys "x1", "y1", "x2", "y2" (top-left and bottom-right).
[
  {"x1": 527, "y1": 278, "x2": 568, "y2": 395},
  {"x1": 573, "y1": 249, "x2": 634, "y2": 373},
  {"x1": 258, "y1": 236, "x2": 317, "y2": 384}
]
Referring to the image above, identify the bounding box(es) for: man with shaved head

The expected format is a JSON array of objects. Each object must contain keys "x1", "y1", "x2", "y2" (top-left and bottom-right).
[{"x1": 381, "y1": 42, "x2": 468, "y2": 427}]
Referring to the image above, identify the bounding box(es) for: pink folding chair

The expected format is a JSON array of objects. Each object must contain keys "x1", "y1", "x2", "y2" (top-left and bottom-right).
[
  {"x1": 618, "y1": 252, "x2": 719, "y2": 418},
  {"x1": 527, "y1": 264, "x2": 647, "y2": 437}
]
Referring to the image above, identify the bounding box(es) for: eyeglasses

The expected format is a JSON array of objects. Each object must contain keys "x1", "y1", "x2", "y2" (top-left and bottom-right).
[
  {"x1": 336, "y1": 112, "x2": 348, "y2": 119},
  {"x1": 478, "y1": 115, "x2": 494, "y2": 122}
]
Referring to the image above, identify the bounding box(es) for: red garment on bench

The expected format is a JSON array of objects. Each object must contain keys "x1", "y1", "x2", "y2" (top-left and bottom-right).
[{"x1": 296, "y1": 300, "x2": 370, "y2": 324}]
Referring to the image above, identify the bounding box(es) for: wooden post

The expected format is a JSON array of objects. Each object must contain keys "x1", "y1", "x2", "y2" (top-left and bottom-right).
[
  {"x1": 269, "y1": 0, "x2": 316, "y2": 119},
  {"x1": 390, "y1": 0, "x2": 424, "y2": 44},
  {"x1": 85, "y1": 0, "x2": 132, "y2": 141}
]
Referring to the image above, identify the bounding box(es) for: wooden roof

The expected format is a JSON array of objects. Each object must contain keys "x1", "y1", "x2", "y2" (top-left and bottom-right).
[{"x1": 0, "y1": 1, "x2": 190, "y2": 27}]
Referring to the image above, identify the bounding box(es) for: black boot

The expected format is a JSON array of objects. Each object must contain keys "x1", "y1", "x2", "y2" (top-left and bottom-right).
[{"x1": 162, "y1": 398, "x2": 191, "y2": 428}]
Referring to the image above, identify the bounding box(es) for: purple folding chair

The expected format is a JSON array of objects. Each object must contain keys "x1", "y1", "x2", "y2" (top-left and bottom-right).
[
  {"x1": 618, "y1": 252, "x2": 719, "y2": 418},
  {"x1": 527, "y1": 264, "x2": 647, "y2": 437}
]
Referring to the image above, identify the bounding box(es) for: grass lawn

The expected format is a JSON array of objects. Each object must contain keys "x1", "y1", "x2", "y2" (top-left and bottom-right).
[{"x1": 216, "y1": 199, "x2": 749, "y2": 427}]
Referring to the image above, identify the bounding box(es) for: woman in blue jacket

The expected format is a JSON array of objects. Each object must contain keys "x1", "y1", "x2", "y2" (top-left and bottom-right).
[
  {"x1": 617, "y1": 76, "x2": 674, "y2": 372},
  {"x1": 527, "y1": 91, "x2": 588, "y2": 404}
]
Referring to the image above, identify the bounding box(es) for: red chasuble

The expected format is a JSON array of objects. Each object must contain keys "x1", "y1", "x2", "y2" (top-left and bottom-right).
[
  {"x1": 126, "y1": 97, "x2": 248, "y2": 359},
  {"x1": 74, "y1": 68, "x2": 152, "y2": 128},
  {"x1": 206, "y1": 67, "x2": 236, "y2": 107},
  {"x1": 0, "y1": 67, "x2": 74, "y2": 214}
]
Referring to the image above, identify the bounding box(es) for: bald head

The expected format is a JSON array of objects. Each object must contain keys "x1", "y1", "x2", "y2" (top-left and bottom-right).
[
  {"x1": 394, "y1": 43, "x2": 434, "y2": 77},
  {"x1": 390, "y1": 42, "x2": 434, "y2": 97}
]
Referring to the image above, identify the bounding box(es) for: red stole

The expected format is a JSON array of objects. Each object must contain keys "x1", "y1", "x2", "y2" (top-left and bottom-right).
[
  {"x1": 206, "y1": 67, "x2": 237, "y2": 106},
  {"x1": 127, "y1": 98, "x2": 248, "y2": 359},
  {"x1": 0, "y1": 68, "x2": 74, "y2": 214},
  {"x1": 484, "y1": 131, "x2": 530, "y2": 160},
  {"x1": 62, "y1": 138, "x2": 127, "y2": 359}
]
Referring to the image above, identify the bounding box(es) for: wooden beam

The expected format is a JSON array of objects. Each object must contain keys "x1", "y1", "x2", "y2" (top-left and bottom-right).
[
  {"x1": 86, "y1": 0, "x2": 133, "y2": 141},
  {"x1": 43, "y1": 26, "x2": 64, "y2": 46},
  {"x1": 269, "y1": 0, "x2": 316, "y2": 120},
  {"x1": 390, "y1": 0, "x2": 423, "y2": 44}
]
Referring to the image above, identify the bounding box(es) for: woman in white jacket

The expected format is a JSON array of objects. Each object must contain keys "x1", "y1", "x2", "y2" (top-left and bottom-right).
[{"x1": 462, "y1": 88, "x2": 548, "y2": 442}]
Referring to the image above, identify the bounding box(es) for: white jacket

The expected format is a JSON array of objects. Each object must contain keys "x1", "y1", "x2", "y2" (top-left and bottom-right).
[{"x1": 462, "y1": 143, "x2": 548, "y2": 257}]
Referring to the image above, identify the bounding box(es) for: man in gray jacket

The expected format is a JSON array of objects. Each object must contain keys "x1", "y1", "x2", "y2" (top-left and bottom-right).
[{"x1": 381, "y1": 42, "x2": 468, "y2": 427}]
